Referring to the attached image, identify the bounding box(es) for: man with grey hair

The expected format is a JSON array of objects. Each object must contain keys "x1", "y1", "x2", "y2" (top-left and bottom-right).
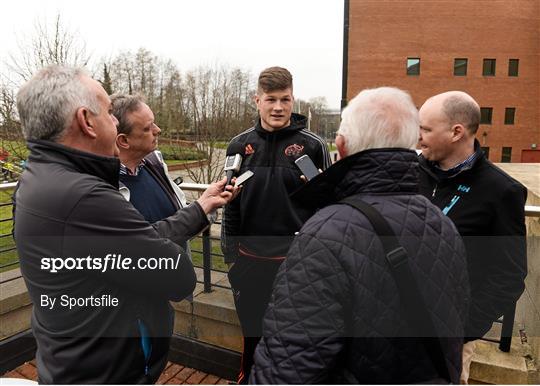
[
  {"x1": 250, "y1": 87, "x2": 469, "y2": 384},
  {"x1": 112, "y1": 94, "x2": 200, "y2": 268},
  {"x1": 418, "y1": 91, "x2": 527, "y2": 383},
  {"x1": 112, "y1": 93, "x2": 192, "y2": 223},
  {"x1": 14, "y1": 65, "x2": 236, "y2": 384}
]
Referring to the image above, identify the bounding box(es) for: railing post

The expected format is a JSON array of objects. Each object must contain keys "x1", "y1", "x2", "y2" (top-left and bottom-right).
[
  {"x1": 499, "y1": 302, "x2": 516, "y2": 352},
  {"x1": 202, "y1": 227, "x2": 212, "y2": 293}
]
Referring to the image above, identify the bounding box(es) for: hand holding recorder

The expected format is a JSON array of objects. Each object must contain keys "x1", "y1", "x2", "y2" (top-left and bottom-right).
[{"x1": 295, "y1": 154, "x2": 321, "y2": 181}]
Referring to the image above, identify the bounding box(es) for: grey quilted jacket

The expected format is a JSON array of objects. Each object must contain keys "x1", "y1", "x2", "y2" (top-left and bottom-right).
[{"x1": 250, "y1": 149, "x2": 470, "y2": 384}]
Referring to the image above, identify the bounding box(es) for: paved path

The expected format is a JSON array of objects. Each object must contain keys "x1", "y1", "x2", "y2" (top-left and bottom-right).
[{"x1": 2, "y1": 360, "x2": 233, "y2": 385}]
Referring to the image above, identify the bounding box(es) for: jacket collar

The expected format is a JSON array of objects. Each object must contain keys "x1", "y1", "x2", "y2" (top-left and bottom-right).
[
  {"x1": 27, "y1": 140, "x2": 121, "y2": 188},
  {"x1": 419, "y1": 139, "x2": 485, "y2": 181},
  {"x1": 254, "y1": 113, "x2": 307, "y2": 137},
  {"x1": 291, "y1": 148, "x2": 419, "y2": 210}
]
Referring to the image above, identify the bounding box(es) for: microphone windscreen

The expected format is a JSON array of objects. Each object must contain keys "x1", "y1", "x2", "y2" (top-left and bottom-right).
[{"x1": 226, "y1": 142, "x2": 245, "y2": 157}]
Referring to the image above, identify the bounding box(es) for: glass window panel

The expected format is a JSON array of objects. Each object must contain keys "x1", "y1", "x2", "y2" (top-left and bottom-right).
[
  {"x1": 483, "y1": 59, "x2": 496, "y2": 76},
  {"x1": 508, "y1": 59, "x2": 519, "y2": 76},
  {"x1": 454, "y1": 58, "x2": 468, "y2": 76},
  {"x1": 501, "y1": 147, "x2": 512, "y2": 163},
  {"x1": 504, "y1": 108, "x2": 515, "y2": 125},
  {"x1": 480, "y1": 107, "x2": 493, "y2": 124},
  {"x1": 407, "y1": 58, "x2": 420, "y2": 75}
]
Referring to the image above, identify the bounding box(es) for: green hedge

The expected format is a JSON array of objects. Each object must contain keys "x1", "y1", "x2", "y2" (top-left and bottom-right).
[{"x1": 158, "y1": 145, "x2": 206, "y2": 161}]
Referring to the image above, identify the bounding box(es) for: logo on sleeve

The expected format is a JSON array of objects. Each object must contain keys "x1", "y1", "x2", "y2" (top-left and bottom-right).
[
  {"x1": 284, "y1": 144, "x2": 304, "y2": 157},
  {"x1": 442, "y1": 185, "x2": 471, "y2": 215},
  {"x1": 245, "y1": 144, "x2": 255, "y2": 155}
]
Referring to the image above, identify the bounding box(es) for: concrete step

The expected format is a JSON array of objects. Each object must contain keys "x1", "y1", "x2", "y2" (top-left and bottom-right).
[{"x1": 470, "y1": 340, "x2": 538, "y2": 384}]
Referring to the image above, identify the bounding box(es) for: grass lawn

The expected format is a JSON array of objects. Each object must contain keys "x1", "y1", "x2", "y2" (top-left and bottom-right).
[
  {"x1": 158, "y1": 143, "x2": 206, "y2": 162},
  {"x1": 213, "y1": 142, "x2": 228, "y2": 150},
  {"x1": 189, "y1": 236, "x2": 228, "y2": 272},
  {"x1": 164, "y1": 159, "x2": 200, "y2": 166},
  {"x1": 0, "y1": 139, "x2": 28, "y2": 160}
]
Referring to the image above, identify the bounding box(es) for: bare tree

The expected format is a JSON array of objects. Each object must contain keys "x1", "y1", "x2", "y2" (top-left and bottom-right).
[
  {"x1": 6, "y1": 14, "x2": 91, "y2": 84},
  {"x1": 101, "y1": 48, "x2": 257, "y2": 183},
  {"x1": 99, "y1": 63, "x2": 113, "y2": 95},
  {"x1": 307, "y1": 96, "x2": 328, "y2": 136},
  {"x1": 182, "y1": 65, "x2": 255, "y2": 184},
  {"x1": 0, "y1": 14, "x2": 90, "y2": 165},
  {"x1": 0, "y1": 81, "x2": 26, "y2": 162},
  {"x1": 292, "y1": 96, "x2": 333, "y2": 138},
  {"x1": 0, "y1": 85, "x2": 17, "y2": 129}
]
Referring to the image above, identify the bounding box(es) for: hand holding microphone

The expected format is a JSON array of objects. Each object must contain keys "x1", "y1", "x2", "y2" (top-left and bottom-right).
[
  {"x1": 196, "y1": 177, "x2": 240, "y2": 214},
  {"x1": 224, "y1": 142, "x2": 244, "y2": 188}
]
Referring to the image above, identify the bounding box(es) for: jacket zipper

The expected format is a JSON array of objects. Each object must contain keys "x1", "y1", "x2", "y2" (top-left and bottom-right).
[
  {"x1": 270, "y1": 134, "x2": 277, "y2": 177},
  {"x1": 137, "y1": 319, "x2": 152, "y2": 376},
  {"x1": 431, "y1": 184, "x2": 438, "y2": 198}
]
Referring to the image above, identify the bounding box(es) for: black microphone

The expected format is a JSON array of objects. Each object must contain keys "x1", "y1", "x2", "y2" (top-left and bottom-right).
[{"x1": 224, "y1": 142, "x2": 244, "y2": 186}]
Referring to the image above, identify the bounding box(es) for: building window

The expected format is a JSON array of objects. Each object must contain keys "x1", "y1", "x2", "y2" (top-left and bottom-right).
[
  {"x1": 501, "y1": 147, "x2": 512, "y2": 162},
  {"x1": 481, "y1": 147, "x2": 490, "y2": 159},
  {"x1": 483, "y1": 59, "x2": 496, "y2": 76},
  {"x1": 407, "y1": 58, "x2": 420, "y2": 75},
  {"x1": 480, "y1": 107, "x2": 493, "y2": 124},
  {"x1": 508, "y1": 59, "x2": 519, "y2": 76},
  {"x1": 454, "y1": 58, "x2": 468, "y2": 76},
  {"x1": 504, "y1": 108, "x2": 516, "y2": 125}
]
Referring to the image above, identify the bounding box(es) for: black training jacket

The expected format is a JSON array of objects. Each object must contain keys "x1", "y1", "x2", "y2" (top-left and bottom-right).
[
  {"x1": 250, "y1": 149, "x2": 469, "y2": 384},
  {"x1": 14, "y1": 140, "x2": 207, "y2": 384},
  {"x1": 418, "y1": 141, "x2": 527, "y2": 339},
  {"x1": 221, "y1": 113, "x2": 331, "y2": 263}
]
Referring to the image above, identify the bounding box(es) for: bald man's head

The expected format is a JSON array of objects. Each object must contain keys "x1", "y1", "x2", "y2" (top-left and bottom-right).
[
  {"x1": 418, "y1": 91, "x2": 480, "y2": 167},
  {"x1": 427, "y1": 91, "x2": 480, "y2": 134}
]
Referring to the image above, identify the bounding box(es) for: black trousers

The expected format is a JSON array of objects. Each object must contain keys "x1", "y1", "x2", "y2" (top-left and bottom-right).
[{"x1": 228, "y1": 256, "x2": 283, "y2": 384}]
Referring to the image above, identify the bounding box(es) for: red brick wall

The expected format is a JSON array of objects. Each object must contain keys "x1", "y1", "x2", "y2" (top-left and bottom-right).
[{"x1": 347, "y1": 0, "x2": 540, "y2": 162}]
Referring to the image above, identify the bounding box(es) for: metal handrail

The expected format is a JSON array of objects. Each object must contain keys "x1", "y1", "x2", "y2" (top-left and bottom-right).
[
  {"x1": 0, "y1": 182, "x2": 17, "y2": 191},
  {"x1": 178, "y1": 182, "x2": 210, "y2": 192},
  {"x1": 3, "y1": 181, "x2": 539, "y2": 215},
  {"x1": 525, "y1": 205, "x2": 540, "y2": 217}
]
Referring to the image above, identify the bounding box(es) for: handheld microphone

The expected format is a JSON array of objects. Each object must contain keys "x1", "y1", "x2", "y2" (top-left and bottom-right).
[{"x1": 224, "y1": 142, "x2": 244, "y2": 186}]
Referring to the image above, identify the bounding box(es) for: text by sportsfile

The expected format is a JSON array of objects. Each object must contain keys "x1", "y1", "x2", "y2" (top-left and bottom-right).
[{"x1": 40, "y1": 253, "x2": 183, "y2": 273}]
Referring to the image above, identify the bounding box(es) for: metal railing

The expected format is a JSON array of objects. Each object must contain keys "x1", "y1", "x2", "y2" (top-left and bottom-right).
[
  {"x1": 0, "y1": 182, "x2": 18, "y2": 276},
  {"x1": 171, "y1": 183, "x2": 227, "y2": 293},
  {"x1": 1, "y1": 181, "x2": 540, "y2": 353}
]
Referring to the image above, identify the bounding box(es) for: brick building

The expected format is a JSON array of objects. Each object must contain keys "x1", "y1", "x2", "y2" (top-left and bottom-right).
[{"x1": 342, "y1": 0, "x2": 540, "y2": 162}]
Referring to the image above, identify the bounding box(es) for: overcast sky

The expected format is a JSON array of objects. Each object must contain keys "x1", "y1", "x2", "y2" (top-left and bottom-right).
[{"x1": 1, "y1": 0, "x2": 344, "y2": 108}]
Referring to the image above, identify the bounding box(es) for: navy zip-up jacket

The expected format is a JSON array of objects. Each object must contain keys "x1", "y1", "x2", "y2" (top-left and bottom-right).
[{"x1": 418, "y1": 141, "x2": 527, "y2": 339}]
